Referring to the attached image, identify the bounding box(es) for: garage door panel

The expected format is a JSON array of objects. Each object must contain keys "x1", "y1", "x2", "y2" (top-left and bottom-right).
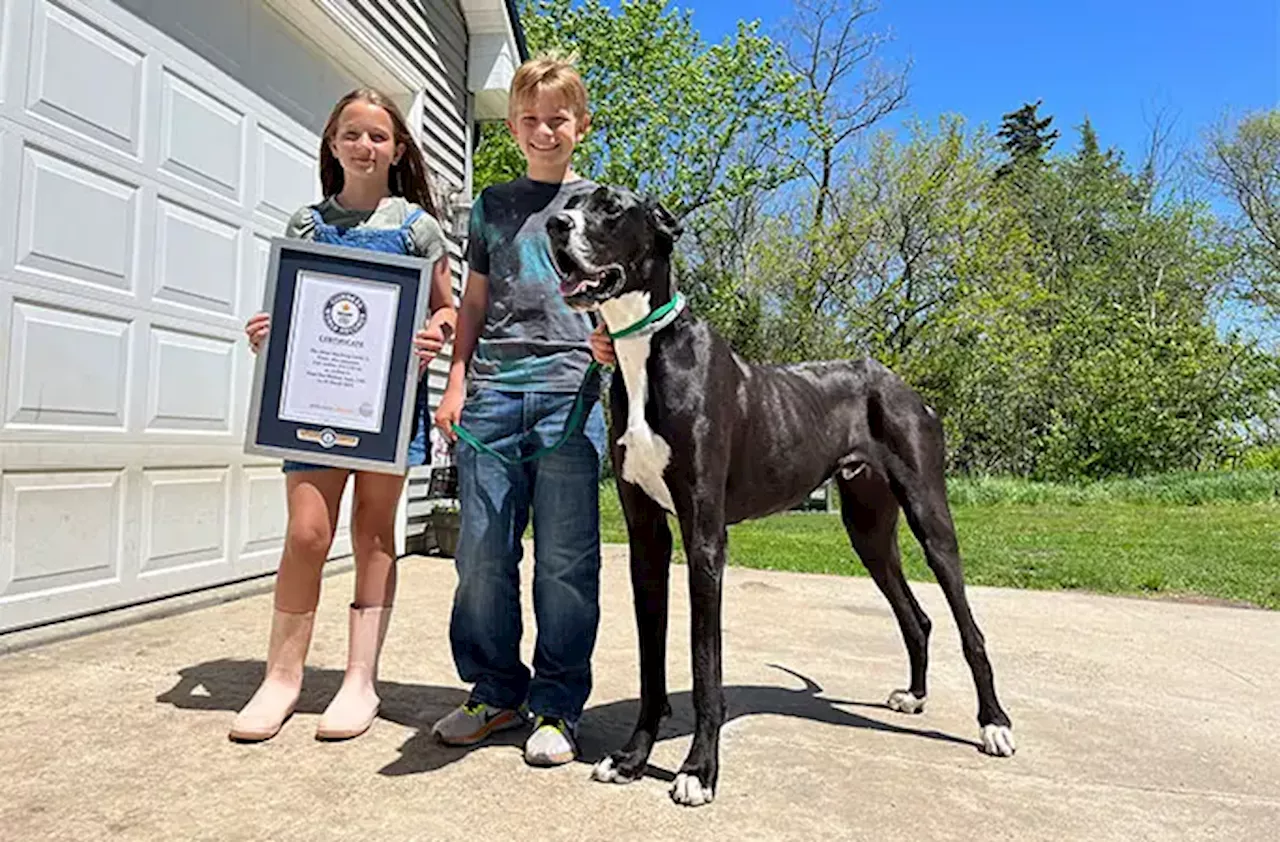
[
  {"x1": 241, "y1": 464, "x2": 285, "y2": 555},
  {"x1": 255, "y1": 123, "x2": 316, "y2": 225},
  {"x1": 246, "y1": 232, "x2": 272, "y2": 318},
  {"x1": 159, "y1": 68, "x2": 246, "y2": 203},
  {"x1": 26, "y1": 0, "x2": 144, "y2": 158},
  {"x1": 139, "y1": 466, "x2": 229, "y2": 576},
  {"x1": 0, "y1": 125, "x2": 12, "y2": 274},
  {"x1": 153, "y1": 195, "x2": 241, "y2": 316},
  {"x1": 145, "y1": 325, "x2": 235, "y2": 434},
  {"x1": 0, "y1": 0, "x2": 371, "y2": 633},
  {"x1": 5, "y1": 298, "x2": 131, "y2": 430},
  {"x1": 17, "y1": 142, "x2": 140, "y2": 294},
  {"x1": 0, "y1": 468, "x2": 124, "y2": 598},
  {"x1": 0, "y1": 0, "x2": 18, "y2": 112}
]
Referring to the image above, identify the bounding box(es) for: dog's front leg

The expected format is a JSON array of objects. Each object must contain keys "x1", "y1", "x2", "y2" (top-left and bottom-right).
[
  {"x1": 671, "y1": 503, "x2": 728, "y2": 807},
  {"x1": 593, "y1": 478, "x2": 674, "y2": 785}
]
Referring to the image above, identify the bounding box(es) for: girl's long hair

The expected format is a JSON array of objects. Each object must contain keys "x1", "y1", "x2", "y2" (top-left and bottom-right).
[{"x1": 319, "y1": 88, "x2": 439, "y2": 218}]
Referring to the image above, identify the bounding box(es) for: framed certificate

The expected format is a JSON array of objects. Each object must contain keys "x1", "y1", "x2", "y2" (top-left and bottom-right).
[{"x1": 244, "y1": 238, "x2": 430, "y2": 474}]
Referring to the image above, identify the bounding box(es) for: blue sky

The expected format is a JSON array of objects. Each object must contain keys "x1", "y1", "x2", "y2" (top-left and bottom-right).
[
  {"x1": 681, "y1": 0, "x2": 1278, "y2": 166},
  {"x1": 664, "y1": 0, "x2": 1278, "y2": 342}
]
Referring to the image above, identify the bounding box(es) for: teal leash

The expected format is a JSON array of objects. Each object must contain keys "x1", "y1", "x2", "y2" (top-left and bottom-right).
[
  {"x1": 450, "y1": 293, "x2": 685, "y2": 466},
  {"x1": 450, "y1": 360, "x2": 601, "y2": 466}
]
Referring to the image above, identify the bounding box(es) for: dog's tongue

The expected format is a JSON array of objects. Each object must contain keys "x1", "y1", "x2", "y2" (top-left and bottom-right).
[{"x1": 560, "y1": 276, "x2": 588, "y2": 297}]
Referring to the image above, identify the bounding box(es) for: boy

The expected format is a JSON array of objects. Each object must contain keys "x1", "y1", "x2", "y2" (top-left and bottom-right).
[{"x1": 432, "y1": 55, "x2": 612, "y2": 766}]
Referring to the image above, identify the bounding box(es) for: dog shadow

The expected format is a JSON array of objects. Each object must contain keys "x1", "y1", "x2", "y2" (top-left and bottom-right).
[
  {"x1": 573, "y1": 664, "x2": 979, "y2": 782},
  {"x1": 157, "y1": 662, "x2": 976, "y2": 782}
]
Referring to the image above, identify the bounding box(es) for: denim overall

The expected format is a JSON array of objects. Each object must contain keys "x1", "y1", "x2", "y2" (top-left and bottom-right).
[{"x1": 282, "y1": 204, "x2": 431, "y2": 473}]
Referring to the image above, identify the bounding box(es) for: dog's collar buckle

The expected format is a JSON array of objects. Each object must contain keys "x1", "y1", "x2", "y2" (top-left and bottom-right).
[{"x1": 608, "y1": 292, "x2": 686, "y2": 340}]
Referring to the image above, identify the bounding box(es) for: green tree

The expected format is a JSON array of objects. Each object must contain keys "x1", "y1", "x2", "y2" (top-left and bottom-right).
[
  {"x1": 995, "y1": 99, "x2": 1059, "y2": 179},
  {"x1": 941, "y1": 117, "x2": 1277, "y2": 478},
  {"x1": 473, "y1": 0, "x2": 800, "y2": 221},
  {"x1": 1203, "y1": 109, "x2": 1280, "y2": 316}
]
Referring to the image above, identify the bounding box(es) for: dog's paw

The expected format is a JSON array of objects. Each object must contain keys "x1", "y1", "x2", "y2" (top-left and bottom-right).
[
  {"x1": 592, "y1": 756, "x2": 637, "y2": 784},
  {"x1": 886, "y1": 689, "x2": 927, "y2": 714},
  {"x1": 671, "y1": 773, "x2": 714, "y2": 807},
  {"x1": 980, "y1": 724, "x2": 1016, "y2": 757}
]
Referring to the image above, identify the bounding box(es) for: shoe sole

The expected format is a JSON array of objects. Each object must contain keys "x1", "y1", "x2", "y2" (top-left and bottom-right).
[
  {"x1": 524, "y1": 749, "x2": 576, "y2": 767},
  {"x1": 433, "y1": 711, "x2": 523, "y2": 746},
  {"x1": 228, "y1": 709, "x2": 295, "y2": 743}
]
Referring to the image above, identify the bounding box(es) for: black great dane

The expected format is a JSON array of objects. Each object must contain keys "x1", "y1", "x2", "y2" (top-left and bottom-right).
[{"x1": 547, "y1": 185, "x2": 1015, "y2": 807}]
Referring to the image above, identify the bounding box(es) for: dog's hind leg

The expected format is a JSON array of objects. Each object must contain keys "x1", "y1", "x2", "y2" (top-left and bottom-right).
[
  {"x1": 877, "y1": 399, "x2": 1015, "y2": 757},
  {"x1": 593, "y1": 477, "x2": 674, "y2": 786},
  {"x1": 836, "y1": 465, "x2": 932, "y2": 714}
]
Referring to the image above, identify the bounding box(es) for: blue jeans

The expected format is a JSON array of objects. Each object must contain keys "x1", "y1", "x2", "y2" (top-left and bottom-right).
[{"x1": 450, "y1": 387, "x2": 606, "y2": 725}]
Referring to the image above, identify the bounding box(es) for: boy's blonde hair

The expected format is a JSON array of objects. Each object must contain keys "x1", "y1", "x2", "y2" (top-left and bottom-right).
[{"x1": 508, "y1": 51, "x2": 590, "y2": 120}]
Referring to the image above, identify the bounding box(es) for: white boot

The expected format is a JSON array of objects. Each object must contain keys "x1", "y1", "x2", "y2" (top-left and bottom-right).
[
  {"x1": 315, "y1": 605, "x2": 392, "y2": 740},
  {"x1": 229, "y1": 609, "x2": 315, "y2": 742}
]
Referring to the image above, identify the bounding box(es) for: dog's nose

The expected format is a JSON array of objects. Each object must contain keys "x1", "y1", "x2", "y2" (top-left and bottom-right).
[{"x1": 548, "y1": 213, "x2": 573, "y2": 234}]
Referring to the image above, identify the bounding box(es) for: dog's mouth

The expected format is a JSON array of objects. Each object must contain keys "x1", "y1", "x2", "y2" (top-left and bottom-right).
[{"x1": 551, "y1": 245, "x2": 623, "y2": 304}]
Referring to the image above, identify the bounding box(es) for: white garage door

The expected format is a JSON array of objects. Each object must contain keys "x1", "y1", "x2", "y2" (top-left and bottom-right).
[{"x1": 0, "y1": 0, "x2": 363, "y2": 633}]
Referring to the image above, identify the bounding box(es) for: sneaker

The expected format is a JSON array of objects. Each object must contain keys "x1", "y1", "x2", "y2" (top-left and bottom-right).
[
  {"x1": 432, "y1": 701, "x2": 525, "y2": 746},
  {"x1": 524, "y1": 716, "x2": 578, "y2": 767}
]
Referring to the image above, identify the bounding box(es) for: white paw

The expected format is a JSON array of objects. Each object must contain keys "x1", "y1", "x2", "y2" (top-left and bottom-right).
[
  {"x1": 981, "y1": 724, "x2": 1016, "y2": 757},
  {"x1": 592, "y1": 756, "x2": 631, "y2": 784},
  {"x1": 886, "y1": 689, "x2": 927, "y2": 714},
  {"x1": 671, "y1": 773, "x2": 714, "y2": 807}
]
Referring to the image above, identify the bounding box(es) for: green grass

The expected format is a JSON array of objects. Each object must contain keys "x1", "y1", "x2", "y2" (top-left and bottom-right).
[
  {"x1": 944, "y1": 470, "x2": 1280, "y2": 506},
  {"x1": 598, "y1": 473, "x2": 1280, "y2": 610}
]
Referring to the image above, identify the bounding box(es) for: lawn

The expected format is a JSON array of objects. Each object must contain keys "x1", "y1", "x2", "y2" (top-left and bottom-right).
[{"x1": 596, "y1": 472, "x2": 1280, "y2": 610}]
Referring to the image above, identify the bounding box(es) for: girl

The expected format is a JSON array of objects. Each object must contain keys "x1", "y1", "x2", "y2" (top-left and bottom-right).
[{"x1": 230, "y1": 89, "x2": 456, "y2": 743}]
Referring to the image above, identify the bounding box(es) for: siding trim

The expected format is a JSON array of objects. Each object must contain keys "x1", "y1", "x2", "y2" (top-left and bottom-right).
[{"x1": 261, "y1": 0, "x2": 425, "y2": 94}]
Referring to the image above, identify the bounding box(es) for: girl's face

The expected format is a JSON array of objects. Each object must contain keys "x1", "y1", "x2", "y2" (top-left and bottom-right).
[{"x1": 328, "y1": 100, "x2": 404, "y2": 186}]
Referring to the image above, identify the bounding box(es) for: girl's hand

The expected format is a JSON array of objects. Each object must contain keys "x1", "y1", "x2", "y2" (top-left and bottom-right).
[
  {"x1": 414, "y1": 324, "x2": 449, "y2": 374},
  {"x1": 245, "y1": 312, "x2": 270, "y2": 354},
  {"x1": 434, "y1": 383, "x2": 465, "y2": 441},
  {"x1": 589, "y1": 323, "x2": 616, "y2": 366}
]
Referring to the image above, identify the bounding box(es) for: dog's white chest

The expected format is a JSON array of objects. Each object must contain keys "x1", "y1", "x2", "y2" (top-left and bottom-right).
[{"x1": 601, "y1": 293, "x2": 675, "y2": 513}]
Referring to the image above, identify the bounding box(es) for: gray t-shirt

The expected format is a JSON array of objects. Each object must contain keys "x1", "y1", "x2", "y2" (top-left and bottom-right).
[
  {"x1": 286, "y1": 195, "x2": 445, "y2": 263},
  {"x1": 465, "y1": 177, "x2": 597, "y2": 392}
]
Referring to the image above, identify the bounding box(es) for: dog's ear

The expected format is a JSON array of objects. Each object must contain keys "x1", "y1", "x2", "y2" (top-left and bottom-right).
[{"x1": 644, "y1": 196, "x2": 683, "y2": 244}]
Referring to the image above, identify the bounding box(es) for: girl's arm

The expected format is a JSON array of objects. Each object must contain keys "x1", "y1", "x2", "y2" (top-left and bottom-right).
[
  {"x1": 426, "y1": 255, "x2": 457, "y2": 337},
  {"x1": 413, "y1": 255, "x2": 458, "y2": 371},
  {"x1": 246, "y1": 208, "x2": 309, "y2": 353}
]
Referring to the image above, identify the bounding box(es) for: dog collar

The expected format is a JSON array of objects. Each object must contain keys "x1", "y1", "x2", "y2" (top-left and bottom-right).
[{"x1": 608, "y1": 292, "x2": 686, "y2": 340}]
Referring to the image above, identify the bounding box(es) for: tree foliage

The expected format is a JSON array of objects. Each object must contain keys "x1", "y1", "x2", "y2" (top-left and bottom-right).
[
  {"x1": 473, "y1": 0, "x2": 800, "y2": 220},
  {"x1": 471, "y1": 2, "x2": 1278, "y2": 479}
]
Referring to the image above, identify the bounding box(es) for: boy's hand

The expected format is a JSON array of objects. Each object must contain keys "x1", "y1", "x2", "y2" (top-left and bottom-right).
[
  {"x1": 245, "y1": 312, "x2": 270, "y2": 354},
  {"x1": 414, "y1": 324, "x2": 448, "y2": 374},
  {"x1": 589, "y1": 323, "x2": 616, "y2": 366},
  {"x1": 434, "y1": 383, "x2": 464, "y2": 441}
]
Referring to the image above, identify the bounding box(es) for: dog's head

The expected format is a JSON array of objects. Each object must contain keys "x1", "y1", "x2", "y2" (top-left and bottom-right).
[{"x1": 547, "y1": 185, "x2": 682, "y2": 311}]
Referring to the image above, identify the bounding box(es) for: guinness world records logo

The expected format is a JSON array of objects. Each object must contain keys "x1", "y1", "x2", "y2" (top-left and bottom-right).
[{"x1": 323, "y1": 292, "x2": 367, "y2": 335}]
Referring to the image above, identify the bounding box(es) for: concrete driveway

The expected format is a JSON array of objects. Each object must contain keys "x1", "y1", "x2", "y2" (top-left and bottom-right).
[{"x1": 1, "y1": 548, "x2": 1277, "y2": 841}]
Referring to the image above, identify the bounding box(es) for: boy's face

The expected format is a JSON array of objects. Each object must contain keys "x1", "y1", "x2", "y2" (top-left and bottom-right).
[{"x1": 507, "y1": 89, "x2": 589, "y2": 175}]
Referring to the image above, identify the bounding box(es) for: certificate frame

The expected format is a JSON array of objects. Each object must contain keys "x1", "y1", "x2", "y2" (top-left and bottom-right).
[{"x1": 244, "y1": 237, "x2": 431, "y2": 475}]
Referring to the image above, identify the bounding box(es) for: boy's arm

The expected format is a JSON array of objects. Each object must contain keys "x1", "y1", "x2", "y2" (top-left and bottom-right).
[
  {"x1": 435, "y1": 268, "x2": 488, "y2": 438},
  {"x1": 448, "y1": 268, "x2": 488, "y2": 388}
]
